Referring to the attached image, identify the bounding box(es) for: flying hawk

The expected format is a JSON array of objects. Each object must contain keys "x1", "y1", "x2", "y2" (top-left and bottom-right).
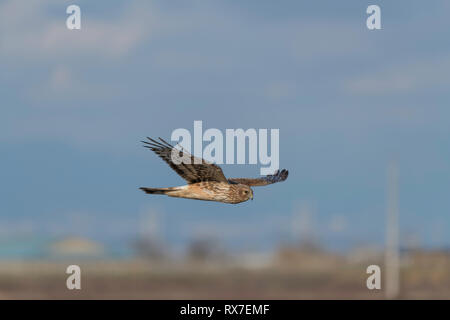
[{"x1": 139, "y1": 137, "x2": 289, "y2": 204}]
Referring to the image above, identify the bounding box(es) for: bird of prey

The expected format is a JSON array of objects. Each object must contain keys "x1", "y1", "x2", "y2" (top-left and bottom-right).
[{"x1": 139, "y1": 137, "x2": 289, "y2": 204}]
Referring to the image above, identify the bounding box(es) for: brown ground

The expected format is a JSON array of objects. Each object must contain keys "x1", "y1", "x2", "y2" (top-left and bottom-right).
[{"x1": 0, "y1": 251, "x2": 448, "y2": 299}]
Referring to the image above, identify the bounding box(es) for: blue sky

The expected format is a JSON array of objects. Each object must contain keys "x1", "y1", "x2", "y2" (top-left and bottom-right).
[{"x1": 1, "y1": 0, "x2": 449, "y2": 253}]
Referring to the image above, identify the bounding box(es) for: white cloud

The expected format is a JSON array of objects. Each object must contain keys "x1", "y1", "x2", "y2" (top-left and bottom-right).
[
  {"x1": 344, "y1": 56, "x2": 450, "y2": 95},
  {"x1": 26, "y1": 65, "x2": 117, "y2": 104},
  {"x1": 265, "y1": 82, "x2": 297, "y2": 100},
  {"x1": 0, "y1": 0, "x2": 153, "y2": 61},
  {"x1": 48, "y1": 65, "x2": 72, "y2": 91},
  {"x1": 289, "y1": 21, "x2": 373, "y2": 61}
]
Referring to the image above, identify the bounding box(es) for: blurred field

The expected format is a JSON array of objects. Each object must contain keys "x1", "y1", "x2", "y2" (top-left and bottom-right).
[{"x1": 0, "y1": 249, "x2": 448, "y2": 299}]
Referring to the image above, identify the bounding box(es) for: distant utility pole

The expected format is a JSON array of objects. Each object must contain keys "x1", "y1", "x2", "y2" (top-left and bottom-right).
[
  {"x1": 385, "y1": 162, "x2": 400, "y2": 299},
  {"x1": 140, "y1": 211, "x2": 160, "y2": 241}
]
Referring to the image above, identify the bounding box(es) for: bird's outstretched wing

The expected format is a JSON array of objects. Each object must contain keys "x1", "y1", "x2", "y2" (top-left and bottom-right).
[
  {"x1": 142, "y1": 137, "x2": 229, "y2": 184},
  {"x1": 228, "y1": 169, "x2": 289, "y2": 186}
]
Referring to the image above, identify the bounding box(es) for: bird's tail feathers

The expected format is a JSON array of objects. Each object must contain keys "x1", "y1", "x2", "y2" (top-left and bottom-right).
[{"x1": 139, "y1": 187, "x2": 177, "y2": 195}]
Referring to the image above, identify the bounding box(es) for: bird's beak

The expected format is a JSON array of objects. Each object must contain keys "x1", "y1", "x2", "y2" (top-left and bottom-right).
[{"x1": 250, "y1": 192, "x2": 253, "y2": 200}]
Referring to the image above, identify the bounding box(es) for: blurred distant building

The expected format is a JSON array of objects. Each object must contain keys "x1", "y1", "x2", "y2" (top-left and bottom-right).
[
  {"x1": 274, "y1": 244, "x2": 343, "y2": 271},
  {"x1": 133, "y1": 238, "x2": 166, "y2": 260},
  {"x1": 346, "y1": 245, "x2": 383, "y2": 264},
  {"x1": 187, "y1": 236, "x2": 226, "y2": 262},
  {"x1": 133, "y1": 211, "x2": 167, "y2": 260},
  {"x1": 0, "y1": 236, "x2": 50, "y2": 260},
  {"x1": 237, "y1": 252, "x2": 272, "y2": 269},
  {"x1": 47, "y1": 236, "x2": 105, "y2": 260},
  {"x1": 291, "y1": 203, "x2": 320, "y2": 247}
]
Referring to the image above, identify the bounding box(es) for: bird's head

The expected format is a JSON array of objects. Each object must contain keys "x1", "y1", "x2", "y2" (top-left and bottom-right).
[{"x1": 239, "y1": 185, "x2": 253, "y2": 201}]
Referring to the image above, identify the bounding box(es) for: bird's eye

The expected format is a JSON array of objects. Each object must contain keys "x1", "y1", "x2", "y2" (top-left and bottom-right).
[{"x1": 244, "y1": 190, "x2": 248, "y2": 194}]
